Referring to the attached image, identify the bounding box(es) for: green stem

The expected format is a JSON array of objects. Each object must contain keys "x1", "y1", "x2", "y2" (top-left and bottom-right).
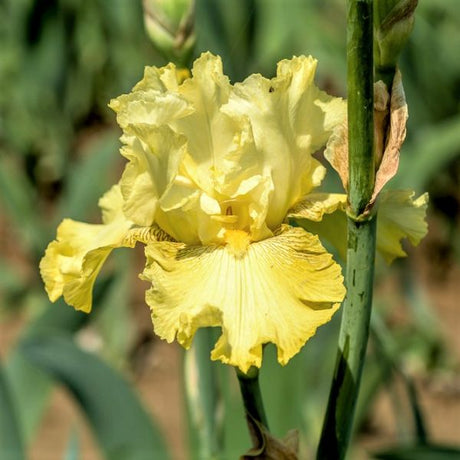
[
  {"x1": 236, "y1": 367, "x2": 269, "y2": 431},
  {"x1": 317, "y1": 219, "x2": 376, "y2": 459},
  {"x1": 348, "y1": 0, "x2": 375, "y2": 215},
  {"x1": 317, "y1": 1, "x2": 376, "y2": 458},
  {"x1": 184, "y1": 328, "x2": 222, "y2": 459}
]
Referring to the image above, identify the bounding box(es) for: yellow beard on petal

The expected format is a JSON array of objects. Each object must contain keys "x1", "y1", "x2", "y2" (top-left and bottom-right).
[{"x1": 224, "y1": 229, "x2": 251, "y2": 258}]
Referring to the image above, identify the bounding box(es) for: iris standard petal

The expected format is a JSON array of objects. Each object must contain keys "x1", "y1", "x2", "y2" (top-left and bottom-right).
[
  {"x1": 109, "y1": 62, "x2": 193, "y2": 129},
  {"x1": 109, "y1": 53, "x2": 345, "y2": 244},
  {"x1": 119, "y1": 124, "x2": 188, "y2": 227},
  {"x1": 223, "y1": 56, "x2": 346, "y2": 228}
]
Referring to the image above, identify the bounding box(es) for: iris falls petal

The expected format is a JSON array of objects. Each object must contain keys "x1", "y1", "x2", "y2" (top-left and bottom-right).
[{"x1": 142, "y1": 226, "x2": 345, "y2": 372}]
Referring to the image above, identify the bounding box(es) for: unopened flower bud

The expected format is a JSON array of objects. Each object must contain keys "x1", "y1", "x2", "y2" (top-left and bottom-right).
[
  {"x1": 374, "y1": 0, "x2": 418, "y2": 83},
  {"x1": 143, "y1": 0, "x2": 195, "y2": 66}
]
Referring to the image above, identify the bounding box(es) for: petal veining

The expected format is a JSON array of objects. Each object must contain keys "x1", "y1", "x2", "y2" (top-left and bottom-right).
[{"x1": 142, "y1": 225, "x2": 345, "y2": 372}]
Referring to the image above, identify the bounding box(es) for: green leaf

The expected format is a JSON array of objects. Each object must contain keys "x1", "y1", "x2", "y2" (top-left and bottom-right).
[
  {"x1": 0, "y1": 365, "x2": 25, "y2": 460},
  {"x1": 58, "y1": 129, "x2": 121, "y2": 221},
  {"x1": 374, "y1": 444, "x2": 460, "y2": 459},
  {"x1": 29, "y1": 275, "x2": 114, "y2": 336},
  {"x1": 0, "y1": 156, "x2": 44, "y2": 252},
  {"x1": 261, "y1": 314, "x2": 340, "y2": 448},
  {"x1": 195, "y1": 0, "x2": 257, "y2": 80},
  {"x1": 5, "y1": 276, "x2": 115, "y2": 442},
  {"x1": 0, "y1": 260, "x2": 27, "y2": 306},
  {"x1": 20, "y1": 335, "x2": 170, "y2": 460},
  {"x1": 94, "y1": 251, "x2": 133, "y2": 368},
  {"x1": 5, "y1": 350, "x2": 52, "y2": 445},
  {"x1": 396, "y1": 115, "x2": 460, "y2": 191},
  {"x1": 184, "y1": 328, "x2": 222, "y2": 460}
]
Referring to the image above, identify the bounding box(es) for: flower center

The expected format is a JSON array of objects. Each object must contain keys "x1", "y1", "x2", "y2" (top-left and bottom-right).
[{"x1": 224, "y1": 229, "x2": 251, "y2": 258}]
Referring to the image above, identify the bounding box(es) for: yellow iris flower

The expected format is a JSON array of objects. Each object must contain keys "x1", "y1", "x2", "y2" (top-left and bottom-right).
[{"x1": 40, "y1": 53, "x2": 427, "y2": 372}]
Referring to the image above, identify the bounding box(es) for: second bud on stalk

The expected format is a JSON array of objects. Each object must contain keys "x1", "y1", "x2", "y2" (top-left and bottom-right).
[
  {"x1": 143, "y1": 0, "x2": 195, "y2": 65},
  {"x1": 374, "y1": 0, "x2": 418, "y2": 83}
]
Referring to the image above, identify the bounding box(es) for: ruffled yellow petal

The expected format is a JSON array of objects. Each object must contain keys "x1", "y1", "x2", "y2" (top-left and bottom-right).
[
  {"x1": 288, "y1": 193, "x2": 347, "y2": 222},
  {"x1": 276, "y1": 58, "x2": 346, "y2": 152},
  {"x1": 288, "y1": 191, "x2": 428, "y2": 264},
  {"x1": 172, "y1": 52, "x2": 231, "y2": 175},
  {"x1": 133, "y1": 63, "x2": 189, "y2": 93},
  {"x1": 288, "y1": 193, "x2": 348, "y2": 259},
  {"x1": 40, "y1": 186, "x2": 131, "y2": 311},
  {"x1": 40, "y1": 218, "x2": 134, "y2": 313},
  {"x1": 377, "y1": 190, "x2": 429, "y2": 263},
  {"x1": 98, "y1": 184, "x2": 126, "y2": 224},
  {"x1": 156, "y1": 183, "x2": 224, "y2": 244},
  {"x1": 223, "y1": 56, "x2": 346, "y2": 228},
  {"x1": 110, "y1": 90, "x2": 192, "y2": 129},
  {"x1": 163, "y1": 54, "x2": 277, "y2": 243},
  {"x1": 142, "y1": 225, "x2": 345, "y2": 372},
  {"x1": 39, "y1": 185, "x2": 171, "y2": 312},
  {"x1": 109, "y1": 62, "x2": 193, "y2": 129},
  {"x1": 119, "y1": 124, "x2": 187, "y2": 227}
]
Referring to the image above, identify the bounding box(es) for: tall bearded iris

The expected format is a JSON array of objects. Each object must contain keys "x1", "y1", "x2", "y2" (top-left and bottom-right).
[{"x1": 40, "y1": 53, "x2": 425, "y2": 372}]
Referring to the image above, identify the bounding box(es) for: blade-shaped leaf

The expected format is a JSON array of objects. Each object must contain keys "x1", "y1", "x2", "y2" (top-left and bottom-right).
[
  {"x1": 20, "y1": 335, "x2": 170, "y2": 460},
  {"x1": 184, "y1": 328, "x2": 223, "y2": 460},
  {"x1": 0, "y1": 157, "x2": 44, "y2": 252},
  {"x1": 396, "y1": 115, "x2": 460, "y2": 191},
  {"x1": 6, "y1": 276, "x2": 114, "y2": 442},
  {"x1": 58, "y1": 129, "x2": 121, "y2": 221},
  {"x1": 0, "y1": 365, "x2": 25, "y2": 460}
]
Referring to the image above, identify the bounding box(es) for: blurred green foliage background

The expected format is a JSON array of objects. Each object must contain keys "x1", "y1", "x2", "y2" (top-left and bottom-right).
[{"x1": 0, "y1": 1, "x2": 459, "y2": 459}]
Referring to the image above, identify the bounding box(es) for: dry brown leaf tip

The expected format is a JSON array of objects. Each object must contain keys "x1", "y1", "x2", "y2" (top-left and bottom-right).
[
  {"x1": 371, "y1": 69, "x2": 408, "y2": 205},
  {"x1": 373, "y1": 79, "x2": 390, "y2": 167},
  {"x1": 240, "y1": 415, "x2": 299, "y2": 460},
  {"x1": 325, "y1": 69, "x2": 408, "y2": 214}
]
